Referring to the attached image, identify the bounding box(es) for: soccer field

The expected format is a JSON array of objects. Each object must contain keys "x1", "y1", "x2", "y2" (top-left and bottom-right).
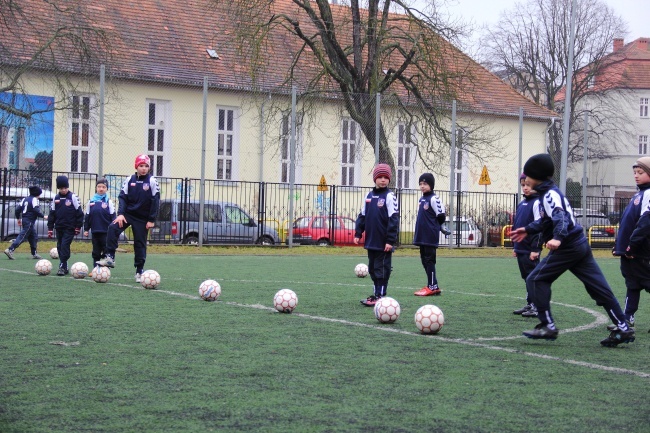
[{"x1": 1, "y1": 250, "x2": 648, "y2": 432}]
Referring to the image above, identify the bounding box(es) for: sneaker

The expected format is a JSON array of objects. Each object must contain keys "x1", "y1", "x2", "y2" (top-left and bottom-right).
[
  {"x1": 521, "y1": 306, "x2": 538, "y2": 317},
  {"x1": 96, "y1": 256, "x2": 115, "y2": 268},
  {"x1": 32, "y1": 254, "x2": 43, "y2": 259},
  {"x1": 360, "y1": 295, "x2": 380, "y2": 307},
  {"x1": 523, "y1": 323, "x2": 559, "y2": 340},
  {"x1": 513, "y1": 304, "x2": 533, "y2": 315},
  {"x1": 414, "y1": 287, "x2": 441, "y2": 296},
  {"x1": 57, "y1": 268, "x2": 69, "y2": 276},
  {"x1": 135, "y1": 273, "x2": 141, "y2": 283},
  {"x1": 4, "y1": 249, "x2": 14, "y2": 260},
  {"x1": 600, "y1": 328, "x2": 635, "y2": 347}
]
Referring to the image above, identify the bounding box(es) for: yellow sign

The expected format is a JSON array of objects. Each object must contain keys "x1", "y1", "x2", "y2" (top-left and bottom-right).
[
  {"x1": 318, "y1": 175, "x2": 329, "y2": 192},
  {"x1": 479, "y1": 165, "x2": 491, "y2": 185}
]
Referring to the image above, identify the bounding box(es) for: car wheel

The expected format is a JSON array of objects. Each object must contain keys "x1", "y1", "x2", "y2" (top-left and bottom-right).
[
  {"x1": 316, "y1": 238, "x2": 331, "y2": 246},
  {"x1": 256, "y1": 235, "x2": 275, "y2": 246},
  {"x1": 183, "y1": 234, "x2": 199, "y2": 245}
]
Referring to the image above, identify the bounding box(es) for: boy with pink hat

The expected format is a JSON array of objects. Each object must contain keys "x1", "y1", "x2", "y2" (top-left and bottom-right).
[
  {"x1": 354, "y1": 163, "x2": 399, "y2": 306},
  {"x1": 97, "y1": 154, "x2": 160, "y2": 283}
]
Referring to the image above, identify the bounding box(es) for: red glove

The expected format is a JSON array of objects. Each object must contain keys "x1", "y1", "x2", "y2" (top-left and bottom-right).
[
  {"x1": 48, "y1": 231, "x2": 53, "y2": 238},
  {"x1": 75, "y1": 228, "x2": 81, "y2": 235}
]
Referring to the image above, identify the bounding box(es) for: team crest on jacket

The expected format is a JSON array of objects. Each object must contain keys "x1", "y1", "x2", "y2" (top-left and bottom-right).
[
  {"x1": 101, "y1": 202, "x2": 108, "y2": 208},
  {"x1": 423, "y1": 203, "x2": 429, "y2": 210},
  {"x1": 143, "y1": 183, "x2": 150, "y2": 191},
  {"x1": 634, "y1": 196, "x2": 641, "y2": 206},
  {"x1": 130, "y1": 183, "x2": 136, "y2": 187},
  {"x1": 377, "y1": 199, "x2": 385, "y2": 207},
  {"x1": 65, "y1": 199, "x2": 71, "y2": 206}
]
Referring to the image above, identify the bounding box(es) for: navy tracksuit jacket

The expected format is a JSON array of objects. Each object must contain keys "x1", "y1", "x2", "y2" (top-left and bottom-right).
[
  {"x1": 84, "y1": 197, "x2": 116, "y2": 267},
  {"x1": 8, "y1": 195, "x2": 46, "y2": 254}
]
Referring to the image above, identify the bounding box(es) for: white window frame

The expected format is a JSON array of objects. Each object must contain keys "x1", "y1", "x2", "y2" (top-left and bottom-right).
[
  {"x1": 280, "y1": 112, "x2": 303, "y2": 184},
  {"x1": 69, "y1": 94, "x2": 96, "y2": 173},
  {"x1": 397, "y1": 123, "x2": 416, "y2": 189},
  {"x1": 215, "y1": 106, "x2": 239, "y2": 181},
  {"x1": 641, "y1": 98, "x2": 649, "y2": 118},
  {"x1": 639, "y1": 135, "x2": 648, "y2": 155},
  {"x1": 341, "y1": 118, "x2": 361, "y2": 186},
  {"x1": 146, "y1": 99, "x2": 171, "y2": 177}
]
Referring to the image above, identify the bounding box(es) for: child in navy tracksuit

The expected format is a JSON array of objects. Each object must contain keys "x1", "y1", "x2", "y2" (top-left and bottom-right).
[
  {"x1": 47, "y1": 176, "x2": 84, "y2": 276},
  {"x1": 98, "y1": 154, "x2": 160, "y2": 283},
  {"x1": 83, "y1": 178, "x2": 116, "y2": 274},
  {"x1": 510, "y1": 153, "x2": 634, "y2": 347},
  {"x1": 612, "y1": 156, "x2": 650, "y2": 332},
  {"x1": 354, "y1": 163, "x2": 399, "y2": 307},
  {"x1": 4, "y1": 186, "x2": 46, "y2": 260},
  {"x1": 512, "y1": 173, "x2": 542, "y2": 317},
  {"x1": 413, "y1": 173, "x2": 446, "y2": 296}
]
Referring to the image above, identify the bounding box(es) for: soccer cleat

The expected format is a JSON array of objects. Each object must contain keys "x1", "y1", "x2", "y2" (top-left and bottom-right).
[
  {"x1": 32, "y1": 254, "x2": 43, "y2": 259},
  {"x1": 523, "y1": 323, "x2": 559, "y2": 340},
  {"x1": 97, "y1": 256, "x2": 115, "y2": 268},
  {"x1": 360, "y1": 295, "x2": 380, "y2": 307},
  {"x1": 513, "y1": 304, "x2": 533, "y2": 315},
  {"x1": 56, "y1": 268, "x2": 69, "y2": 276},
  {"x1": 607, "y1": 320, "x2": 634, "y2": 332},
  {"x1": 414, "y1": 287, "x2": 441, "y2": 296},
  {"x1": 4, "y1": 249, "x2": 14, "y2": 260},
  {"x1": 600, "y1": 328, "x2": 635, "y2": 347},
  {"x1": 521, "y1": 306, "x2": 538, "y2": 317},
  {"x1": 135, "y1": 273, "x2": 141, "y2": 283}
]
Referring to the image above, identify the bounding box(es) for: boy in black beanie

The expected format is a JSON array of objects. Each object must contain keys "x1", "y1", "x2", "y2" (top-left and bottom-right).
[
  {"x1": 47, "y1": 175, "x2": 84, "y2": 275},
  {"x1": 511, "y1": 154, "x2": 634, "y2": 347},
  {"x1": 4, "y1": 186, "x2": 47, "y2": 260},
  {"x1": 413, "y1": 173, "x2": 446, "y2": 296}
]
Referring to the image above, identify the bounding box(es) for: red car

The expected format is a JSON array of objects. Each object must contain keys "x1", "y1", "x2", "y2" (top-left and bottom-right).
[{"x1": 288, "y1": 215, "x2": 364, "y2": 246}]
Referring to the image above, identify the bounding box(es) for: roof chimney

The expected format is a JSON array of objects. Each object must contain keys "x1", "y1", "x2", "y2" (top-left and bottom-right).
[
  {"x1": 638, "y1": 38, "x2": 649, "y2": 50},
  {"x1": 613, "y1": 38, "x2": 624, "y2": 52}
]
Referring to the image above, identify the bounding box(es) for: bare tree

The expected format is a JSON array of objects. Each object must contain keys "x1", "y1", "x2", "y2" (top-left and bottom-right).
[
  {"x1": 209, "y1": 0, "x2": 506, "y2": 177},
  {"x1": 480, "y1": 0, "x2": 630, "y2": 170},
  {"x1": 0, "y1": 0, "x2": 111, "y2": 121}
]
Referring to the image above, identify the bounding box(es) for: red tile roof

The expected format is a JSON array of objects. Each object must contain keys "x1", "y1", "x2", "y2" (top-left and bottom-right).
[{"x1": 2, "y1": 0, "x2": 556, "y2": 120}]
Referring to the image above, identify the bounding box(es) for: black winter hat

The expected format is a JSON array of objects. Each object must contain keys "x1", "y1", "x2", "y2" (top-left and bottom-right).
[
  {"x1": 523, "y1": 154, "x2": 554, "y2": 181},
  {"x1": 418, "y1": 173, "x2": 435, "y2": 190},
  {"x1": 28, "y1": 185, "x2": 42, "y2": 196},
  {"x1": 56, "y1": 175, "x2": 69, "y2": 189},
  {"x1": 96, "y1": 177, "x2": 109, "y2": 187}
]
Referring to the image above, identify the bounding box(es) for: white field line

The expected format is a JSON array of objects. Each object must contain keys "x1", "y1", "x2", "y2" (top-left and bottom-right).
[{"x1": 2, "y1": 267, "x2": 648, "y2": 378}]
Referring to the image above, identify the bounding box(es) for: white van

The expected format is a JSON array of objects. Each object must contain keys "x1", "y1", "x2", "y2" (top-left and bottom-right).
[{"x1": 149, "y1": 199, "x2": 280, "y2": 245}]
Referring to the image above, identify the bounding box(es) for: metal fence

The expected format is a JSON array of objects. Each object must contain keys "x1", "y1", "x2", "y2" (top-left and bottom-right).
[{"x1": 1, "y1": 167, "x2": 631, "y2": 248}]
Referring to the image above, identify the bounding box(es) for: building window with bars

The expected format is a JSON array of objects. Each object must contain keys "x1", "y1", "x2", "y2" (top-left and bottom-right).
[
  {"x1": 216, "y1": 107, "x2": 238, "y2": 180},
  {"x1": 70, "y1": 95, "x2": 93, "y2": 173},
  {"x1": 341, "y1": 119, "x2": 360, "y2": 186},
  {"x1": 397, "y1": 123, "x2": 415, "y2": 188},
  {"x1": 146, "y1": 101, "x2": 169, "y2": 177},
  {"x1": 280, "y1": 113, "x2": 303, "y2": 183},
  {"x1": 641, "y1": 98, "x2": 649, "y2": 118},
  {"x1": 639, "y1": 135, "x2": 648, "y2": 154}
]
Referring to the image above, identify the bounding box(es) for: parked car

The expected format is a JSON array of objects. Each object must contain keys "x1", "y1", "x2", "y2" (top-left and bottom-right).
[
  {"x1": 288, "y1": 215, "x2": 363, "y2": 246},
  {"x1": 149, "y1": 199, "x2": 279, "y2": 245},
  {"x1": 486, "y1": 211, "x2": 514, "y2": 247},
  {"x1": 572, "y1": 208, "x2": 615, "y2": 240},
  {"x1": 440, "y1": 216, "x2": 483, "y2": 246}
]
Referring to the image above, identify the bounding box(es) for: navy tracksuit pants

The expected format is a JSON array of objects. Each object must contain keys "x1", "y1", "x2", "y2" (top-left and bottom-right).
[
  {"x1": 368, "y1": 249, "x2": 392, "y2": 297},
  {"x1": 9, "y1": 220, "x2": 39, "y2": 255},
  {"x1": 419, "y1": 246, "x2": 438, "y2": 288},
  {"x1": 91, "y1": 232, "x2": 108, "y2": 268},
  {"x1": 526, "y1": 240, "x2": 626, "y2": 326},
  {"x1": 516, "y1": 252, "x2": 539, "y2": 305},
  {"x1": 106, "y1": 214, "x2": 149, "y2": 271},
  {"x1": 56, "y1": 228, "x2": 75, "y2": 269}
]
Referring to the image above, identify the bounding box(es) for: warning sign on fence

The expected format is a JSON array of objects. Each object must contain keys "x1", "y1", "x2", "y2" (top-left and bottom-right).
[
  {"x1": 479, "y1": 165, "x2": 491, "y2": 186},
  {"x1": 318, "y1": 175, "x2": 329, "y2": 191}
]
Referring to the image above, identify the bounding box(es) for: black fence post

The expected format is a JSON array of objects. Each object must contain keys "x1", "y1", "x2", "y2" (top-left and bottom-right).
[
  {"x1": 257, "y1": 181, "x2": 266, "y2": 242},
  {"x1": 0, "y1": 168, "x2": 6, "y2": 240}
]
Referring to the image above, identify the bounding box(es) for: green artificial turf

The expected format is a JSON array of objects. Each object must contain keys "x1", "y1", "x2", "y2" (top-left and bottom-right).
[{"x1": 1, "y1": 250, "x2": 648, "y2": 432}]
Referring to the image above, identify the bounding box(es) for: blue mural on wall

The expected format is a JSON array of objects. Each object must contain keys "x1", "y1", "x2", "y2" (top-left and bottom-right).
[{"x1": 0, "y1": 93, "x2": 55, "y2": 169}]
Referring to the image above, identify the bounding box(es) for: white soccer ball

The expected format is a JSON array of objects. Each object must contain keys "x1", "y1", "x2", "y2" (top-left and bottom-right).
[
  {"x1": 354, "y1": 263, "x2": 369, "y2": 278},
  {"x1": 93, "y1": 266, "x2": 111, "y2": 283},
  {"x1": 199, "y1": 279, "x2": 221, "y2": 301},
  {"x1": 415, "y1": 304, "x2": 445, "y2": 334},
  {"x1": 35, "y1": 259, "x2": 52, "y2": 276},
  {"x1": 374, "y1": 297, "x2": 401, "y2": 323},
  {"x1": 49, "y1": 248, "x2": 59, "y2": 259},
  {"x1": 70, "y1": 262, "x2": 89, "y2": 279},
  {"x1": 140, "y1": 270, "x2": 161, "y2": 290},
  {"x1": 273, "y1": 289, "x2": 298, "y2": 313}
]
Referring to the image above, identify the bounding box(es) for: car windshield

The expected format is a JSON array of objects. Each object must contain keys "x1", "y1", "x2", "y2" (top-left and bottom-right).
[{"x1": 294, "y1": 218, "x2": 310, "y2": 228}]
